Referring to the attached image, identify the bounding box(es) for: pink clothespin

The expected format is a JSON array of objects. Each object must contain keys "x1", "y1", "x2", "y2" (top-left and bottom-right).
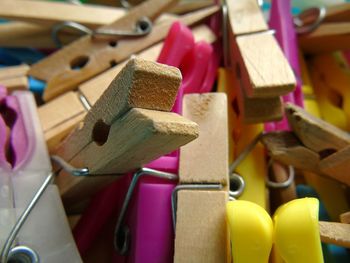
[
  {"x1": 265, "y1": 0, "x2": 303, "y2": 132},
  {"x1": 0, "y1": 87, "x2": 81, "y2": 262},
  {"x1": 73, "y1": 21, "x2": 217, "y2": 263}
]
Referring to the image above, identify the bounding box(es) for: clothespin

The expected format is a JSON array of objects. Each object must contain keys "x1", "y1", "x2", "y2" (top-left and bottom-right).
[
  {"x1": 226, "y1": 200, "x2": 273, "y2": 263},
  {"x1": 266, "y1": 0, "x2": 304, "y2": 132},
  {"x1": 340, "y1": 211, "x2": 350, "y2": 224},
  {"x1": 0, "y1": 87, "x2": 82, "y2": 262},
  {"x1": 38, "y1": 23, "x2": 215, "y2": 152},
  {"x1": 28, "y1": 0, "x2": 219, "y2": 101},
  {"x1": 54, "y1": 58, "x2": 198, "y2": 204},
  {"x1": 296, "y1": 3, "x2": 350, "y2": 54},
  {"x1": 173, "y1": 93, "x2": 230, "y2": 263},
  {"x1": 274, "y1": 198, "x2": 324, "y2": 263},
  {"x1": 308, "y1": 52, "x2": 350, "y2": 131},
  {"x1": 217, "y1": 69, "x2": 268, "y2": 209},
  {"x1": 261, "y1": 103, "x2": 350, "y2": 186},
  {"x1": 224, "y1": 0, "x2": 296, "y2": 124},
  {"x1": 299, "y1": 52, "x2": 350, "y2": 222},
  {"x1": 72, "y1": 22, "x2": 217, "y2": 262},
  {"x1": 0, "y1": 65, "x2": 29, "y2": 92}
]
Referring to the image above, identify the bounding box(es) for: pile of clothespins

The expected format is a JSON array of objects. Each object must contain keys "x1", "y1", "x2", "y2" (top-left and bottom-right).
[{"x1": 0, "y1": 0, "x2": 350, "y2": 262}]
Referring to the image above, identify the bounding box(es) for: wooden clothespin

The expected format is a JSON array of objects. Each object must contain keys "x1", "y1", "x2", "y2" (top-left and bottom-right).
[
  {"x1": 0, "y1": 64, "x2": 29, "y2": 92},
  {"x1": 0, "y1": 0, "x2": 125, "y2": 29},
  {"x1": 173, "y1": 93, "x2": 230, "y2": 263},
  {"x1": 298, "y1": 3, "x2": 350, "y2": 54},
  {"x1": 28, "y1": 0, "x2": 219, "y2": 101},
  {"x1": 54, "y1": 59, "x2": 199, "y2": 203},
  {"x1": 261, "y1": 103, "x2": 350, "y2": 186},
  {"x1": 225, "y1": 0, "x2": 295, "y2": 123},
  {"x1": 38, "y1": 24, "x2": 215, "y2": 152}
]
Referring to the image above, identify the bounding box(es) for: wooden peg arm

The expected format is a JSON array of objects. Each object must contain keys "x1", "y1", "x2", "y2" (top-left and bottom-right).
[
  {"x1": 260, "y1": 131, "x2": 320, "y2": 173},
  {"x1": 285, "y1": 103, "x2": 350, "y2": 153},
  {"x1": 319, "y1": 221, "x2": 350, "y2": 248}
]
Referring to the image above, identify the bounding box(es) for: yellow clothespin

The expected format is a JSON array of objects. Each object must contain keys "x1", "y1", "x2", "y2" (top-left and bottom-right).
[
  {"x1": 217, "y1": 69, "x2": 267, "y2": 209},
  {"x1": 53, "y1": 59, "x2": 199, "y2": 204},
  {"x1": 299, "y1": 52, "x2": 350, "y2": 221},
  {"x1": 308, "y1": 52, "x2": 350, "y2": 131}
]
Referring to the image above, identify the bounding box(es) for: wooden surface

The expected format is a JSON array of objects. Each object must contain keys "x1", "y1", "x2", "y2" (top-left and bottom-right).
[
  {"x1": 286, "y1": 103, "x2": 350, "y2": 153},
  {"x1": 235, "y1": 33, "x2": 296, "y2": 98},
  {"x1": 340, "y1": 211, "x2": 350, "y2": 224},
  {"x1": 0, "y1": 0, "x2": 125, "y2": 28},
  {"x1": 29, "y1": 3, "x2": 218, "y2": 101},
  {"x1": 299, "y1": 23, "x2": 350, "y2": 54},
  {"x1": 324, "y1": 3, "x2": 350, "y2": 23},
  {"x1": 38, "y1": 91, "x2": 87, "y2": 152},
  {"x1": 173, "y1": 190, "x2": 229, "y2": 263},
  {"x1": 179, "y1": 93, "x2": 229, "y2": 186},
  {"x1": 0, "y1": 64, "x2": 29, "y2": 79},
  {"x1": 56, "y1": 108, "x2": 198, "y2": 202},
  {"x1": 0, "y1": 76, "x2": 28, "y2": 92},
  {"x1": 170, "y1": 0, "x2": 213, "y2": 14},
  {"x1": 55, "y1": 59, "x2": 181, "y2": 161},
  {"x1": 261, "y1": 131, "x2": 320, "y2": 173},
  {"x1": 319, "y1": 221, "x2": 350, "y2": 248},
  {"x1": 319, "y1": 145, "x2": 350, "y2": 186},
  {"x1": 226, "y1": 0, "x2": 267, "y2": 35}
]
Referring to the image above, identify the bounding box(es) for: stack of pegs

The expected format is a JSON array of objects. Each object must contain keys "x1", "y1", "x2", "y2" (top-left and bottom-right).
[{"x1": 0, "y1": 0, "x2": 349, "y2": 263}]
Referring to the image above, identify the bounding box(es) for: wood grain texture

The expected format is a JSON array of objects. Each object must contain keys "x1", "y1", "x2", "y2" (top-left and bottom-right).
[
  {"x1": 286, "y1": 103, "x2": 350, "y2": 153},
  {"x1": 38, "y1": 91, "x2": 87, "y2": 152},
  {"x1": 226, "y1": 0, "x2": 267, "y2": 35},
  {"x1": 299, "y1": 23, "x2": 350, "y2": 54},
  {"x1": 55, "y1": 58, "x2": 181, "y2": 161},
  {"x1": 235, "y1": 33, "x2": 296, "y2": 98},
  {"x1": 319, "y1": 221, "x2": 350, "y2": 248},
  {"x1": 261, "y1": 131, "x2": 320, "y2": 173},
  {"x1": 29, "y1": 2, "x2": 218, "y2": 101},
  {"x1": 79, "y1": 24, "x2": 216, "y2": 106},
  {"x1": 340, "y1": 211, "x2": 350, "y2": 224},
  {"x1": 174, "y1": 190, "x2": 229, "y2": 263},
  {"x1": 0, "y1": 64, "x2": 29, "y2": 80},
  {"x1": 0, "y1": 0, "x2": 125, "y2": 28},
  {"x1": 0, "y1": 76, "x2": 28, "y2": 92},
  {"x1": 319, "y1": 144, "x2": 350, "y2": 186},
  {"x1": 56, "y1": 108, "x2": 199, "y2": 202},
  {"x1": 179, "y1": 93, "x2": 229, "y2": 186}
]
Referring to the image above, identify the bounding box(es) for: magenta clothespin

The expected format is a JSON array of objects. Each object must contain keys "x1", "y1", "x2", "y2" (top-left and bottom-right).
[{"x1": 265, "y1": 0, "x2": 303, "y2": 132}]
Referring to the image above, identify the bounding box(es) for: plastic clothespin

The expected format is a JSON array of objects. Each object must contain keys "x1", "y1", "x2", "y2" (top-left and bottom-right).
[
  {"x1": 226, "y1": 200, "x2": 273, "y2": 263},
  {"x1": 299, "y1": 52, "x2": 350, "y2": 222},
  {"x1": 308, "y1": 52, "x2": 350, "y2": 131},
  {"x1": 217, "y1": 69, "x2": 268, "y2": 209},
  {"x1": 28, "y1": 0, "x2": 219, "y2": 101},
  {"x1": 0, "y1": 87, "x2": 82, "y2": 263},
  {"x1": 274, "y1": 198, "x2": 324, "y2": 263},
  {"x1": 266, "y1": 0, "x2": 304, "y2": 132},
  {"x1": 224, "y1": 0, "x2": 296, "y2": 124},
  {"x1": 296, "y1": 2, "x2": 350, "y2": 54}
]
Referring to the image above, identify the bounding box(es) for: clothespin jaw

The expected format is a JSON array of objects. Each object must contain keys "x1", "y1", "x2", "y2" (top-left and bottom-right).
[
  {"x1": 273, "y1": 198, "x2": 324, "y2": 263},
  {"x1": 54, "y1": 58, "x2": 199, "y2": 203},
  {"x1": 226, "y1": 200, "x2": 273, "y2": 263}
]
